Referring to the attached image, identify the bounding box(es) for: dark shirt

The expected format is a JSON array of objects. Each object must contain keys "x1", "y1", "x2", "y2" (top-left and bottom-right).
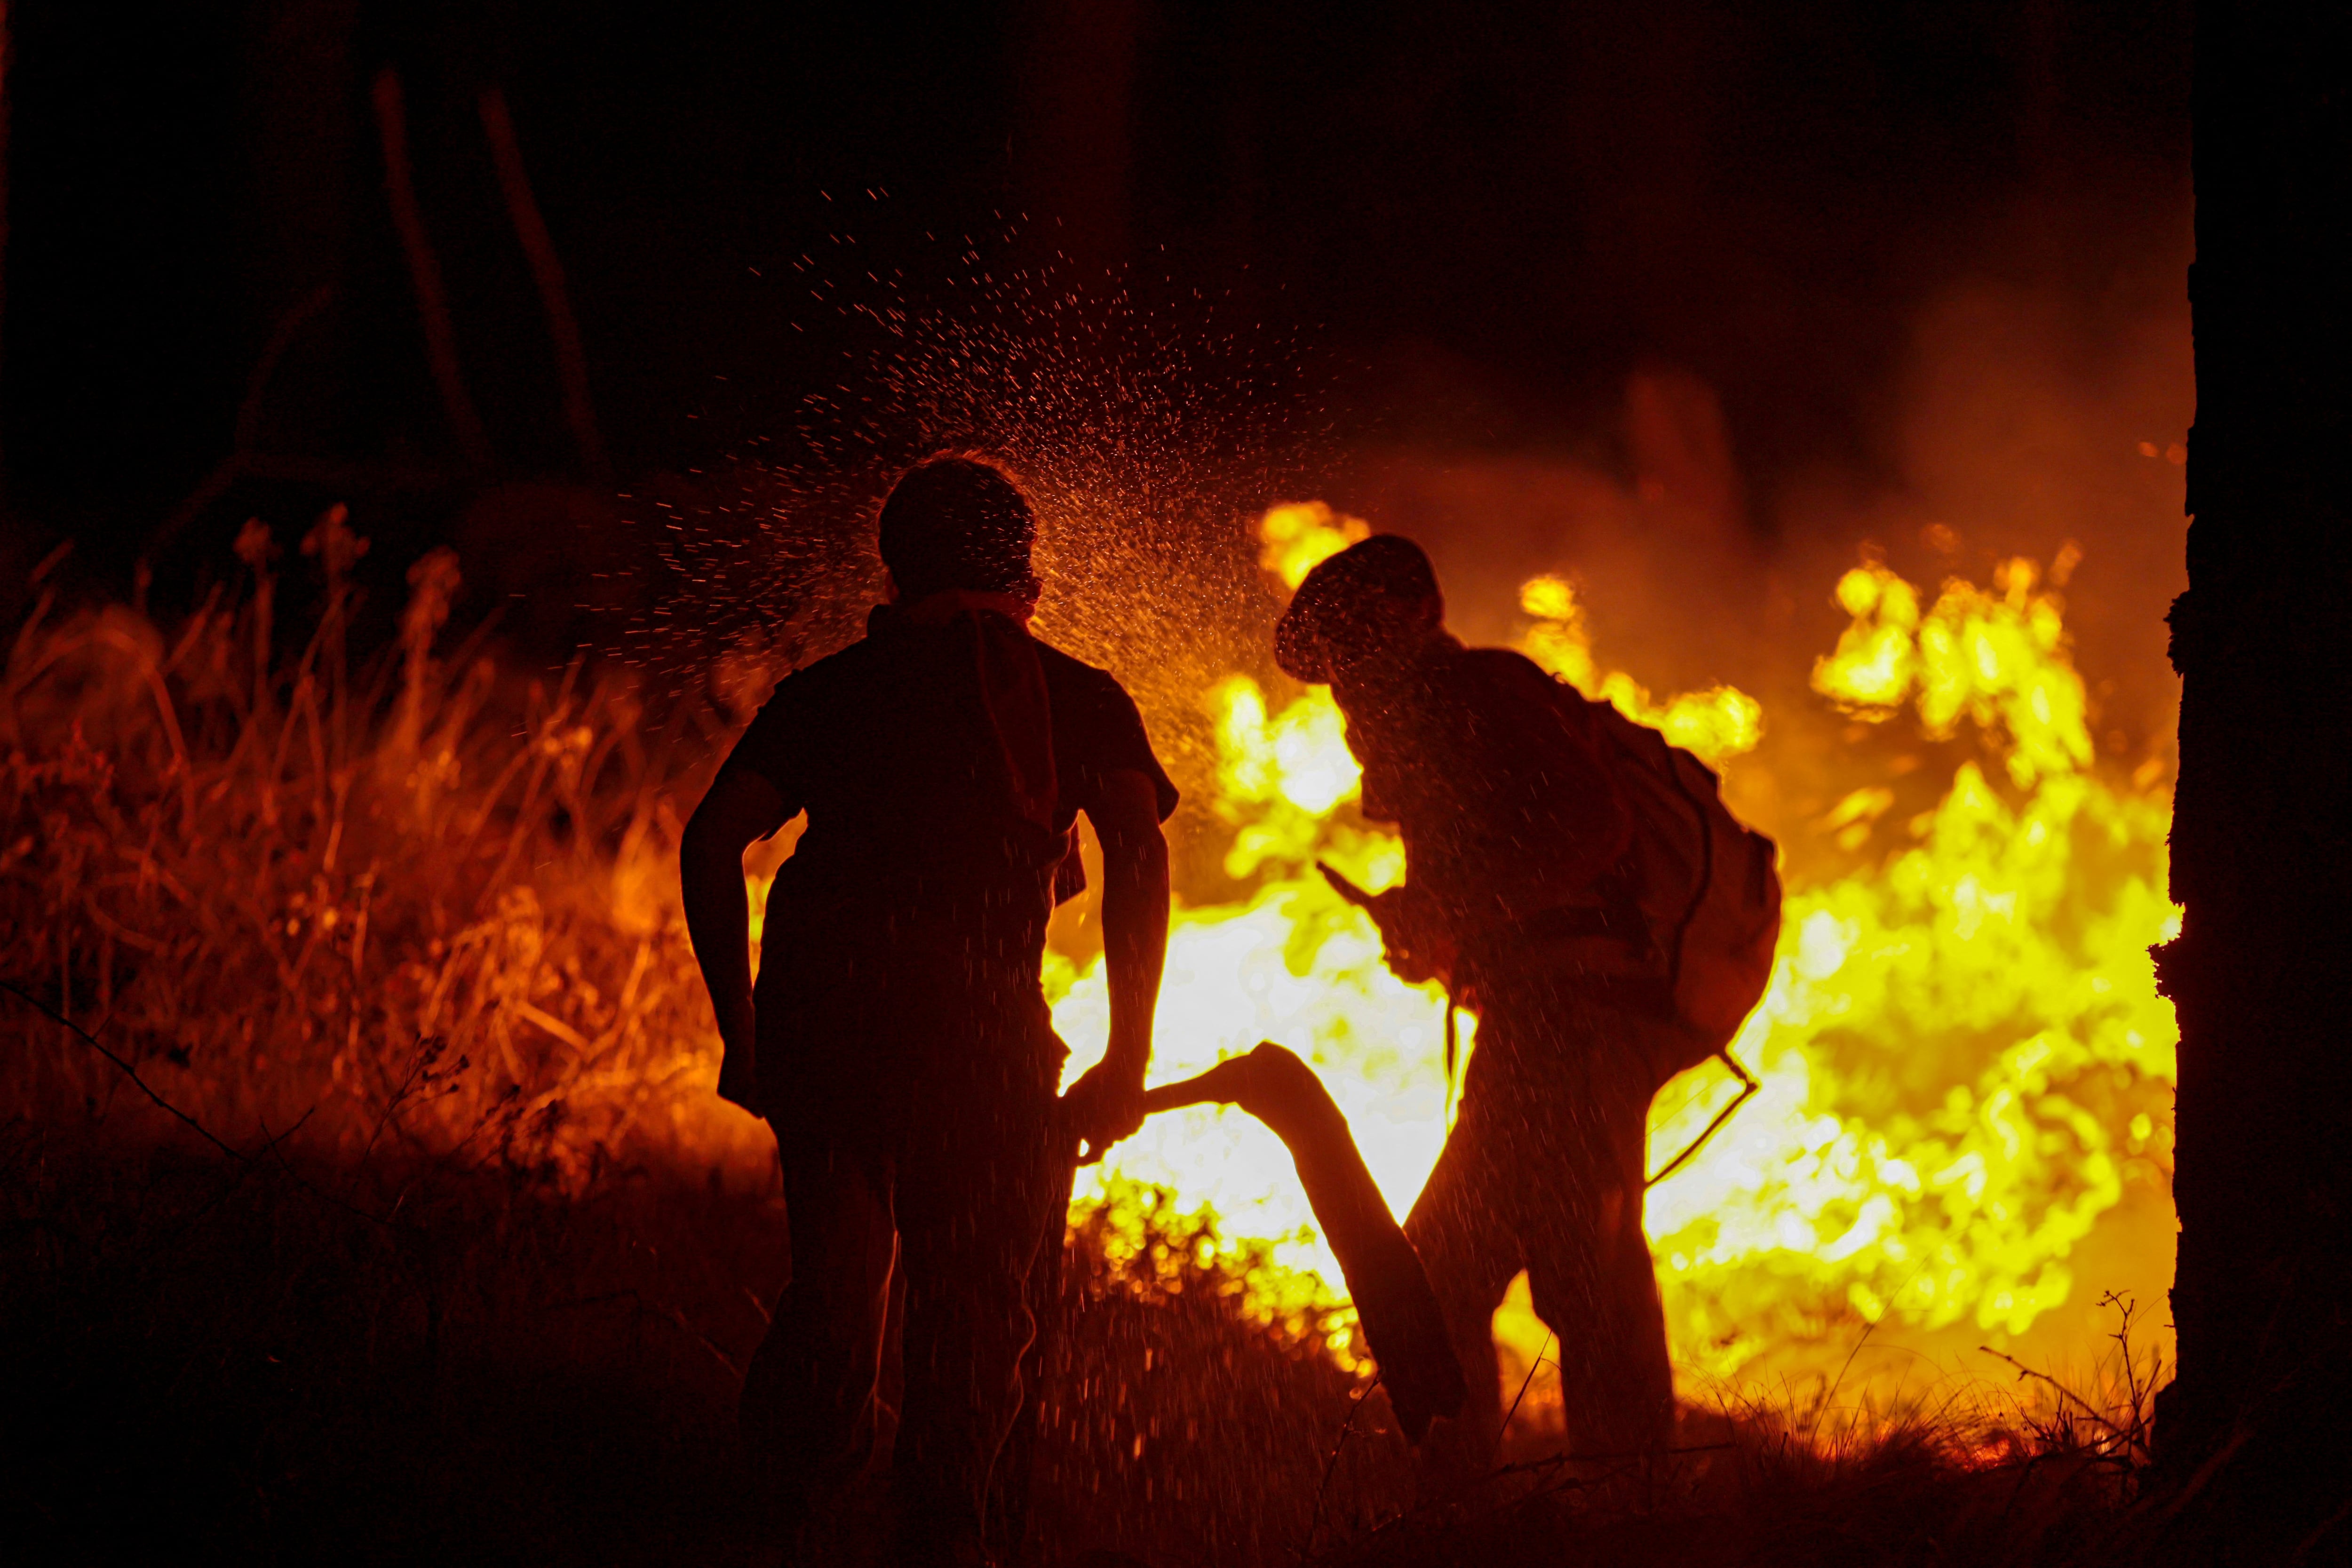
[
  {"x1": 726, "y1": 608, "x2": 1176, "y2": 1028},
  {"x1": 1346, "y1": 640, "x2": 1630, "y2": 931}
]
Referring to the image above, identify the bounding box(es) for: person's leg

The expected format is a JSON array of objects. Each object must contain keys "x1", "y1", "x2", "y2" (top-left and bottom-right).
[
  {"x1": 740, "y1": 1141, "x2": 900, "y2": 1558},
  {"x1": 1403, "y1": 1088, "x2": 1526, "y2": 1480},
  {"x1": 1518, "y1": 1014, "x2": 1675, "y2": 1454},
  {"x1": 1521, "y1": 1194, "x2": 1673, "y2": 1453},
  {"x1": 887, "y1": 1091, "x2": 1060, "y2": 1566},
  {"x1": 985, "y1": 1149, "x2": 1076, "y2": 1562}
]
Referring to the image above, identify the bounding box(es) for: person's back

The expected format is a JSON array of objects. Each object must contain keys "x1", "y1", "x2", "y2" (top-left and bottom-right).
[
  {"x1": 1343, "y1": 637, "x2": 1633, "y2": 955},
  {"x1": 739, "y1": 609, "x2": 1174, "y2": 1141},
  {"x1": 682, "y1": 456, "x2": 1175, "y2": 1565},
  {"x1": 761, "y1": 625, "x2": 1062, "y2": 938},
  {"x1": 751, "y1": 622, "x2": 1160, "y2": 945}
]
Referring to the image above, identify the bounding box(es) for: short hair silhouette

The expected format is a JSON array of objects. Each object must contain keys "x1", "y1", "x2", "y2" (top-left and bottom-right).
[{"x1": 877, "y1": 456, "x2": 1040, "y2": 600}]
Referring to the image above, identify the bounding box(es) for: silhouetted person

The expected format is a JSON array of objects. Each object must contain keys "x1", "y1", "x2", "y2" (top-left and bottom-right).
[
  {"x1": 1274, "y1": 535, "x2": 1677, "y2": 1467},
  {"x1": 683, "y1": 456, "x2": 1176, "y2": 1566}
]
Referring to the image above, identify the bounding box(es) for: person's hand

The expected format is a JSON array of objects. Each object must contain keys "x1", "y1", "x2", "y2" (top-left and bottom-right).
[
  {"x1": 715, "y1": 1000, "x2": 761, "y2": 1116},
  {"x1": 1367, "y1": 884, "x2": 1457, "y2": 988},
  {"x1": 1062, "y1": 1059, "x2": 1147, "y2": 1165}
]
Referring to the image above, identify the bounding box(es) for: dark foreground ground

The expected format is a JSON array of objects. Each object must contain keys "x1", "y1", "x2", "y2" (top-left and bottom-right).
[{"x1": 0, "y1": 1122, "x2": 2156, "y2": 1568}]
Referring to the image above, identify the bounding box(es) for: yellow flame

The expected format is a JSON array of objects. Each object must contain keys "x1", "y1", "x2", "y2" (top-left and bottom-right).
[
  {"x1": 1518, "y1": 573, "x2": 1762, "y2": 765},
  {"x1": 1258, "y1": 501, "x2": 1371, "y2": 592},
  {"x1": 1210, "y1": 675, "x2": 1361, "y2": 821},
  {"x1": 1049, "y1": 507, "x2": 2177, "y2": 1401},
  {"x1": 1816, "y1": 559, "x2": 2089, "y2": 788}
]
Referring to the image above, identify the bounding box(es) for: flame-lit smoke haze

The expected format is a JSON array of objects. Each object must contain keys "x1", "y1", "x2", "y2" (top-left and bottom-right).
[{"x1": 1338, "y1": 266, "x2": 2192, "y2": 757}]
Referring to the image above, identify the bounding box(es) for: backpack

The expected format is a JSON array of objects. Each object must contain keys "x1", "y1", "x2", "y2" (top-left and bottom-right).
[{"x1": 1571, "y1": 693, "x2": 1783, "y2": 1078}]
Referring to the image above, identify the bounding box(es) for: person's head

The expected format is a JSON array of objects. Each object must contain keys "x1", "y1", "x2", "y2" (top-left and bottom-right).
[
  {"x1": 1272, "y1": 534, "x2": 1445, "y2": 695},
  {"x1": 876, "y1": 455, "x2": 1041, "y2": 603}
]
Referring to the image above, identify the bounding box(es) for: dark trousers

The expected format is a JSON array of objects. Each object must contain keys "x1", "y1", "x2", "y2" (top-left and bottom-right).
[
  {"x1": 742, "y1": 1064, "x2": 1064, "y2": 1566},
  {"x1": 1404, "y1": 979, "x2": 1676, "y2": 1469}
]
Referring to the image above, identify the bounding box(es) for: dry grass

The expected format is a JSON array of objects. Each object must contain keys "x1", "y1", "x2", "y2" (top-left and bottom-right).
[
  {"x1": 2, "y1": 510, "x2": 754, "y2": 1173},
  {"x1": 0, "y1": 526, "x2": 2162, "y2": 1565}
]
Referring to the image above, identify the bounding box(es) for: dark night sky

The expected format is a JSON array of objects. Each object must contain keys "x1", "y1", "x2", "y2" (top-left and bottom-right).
[{"x1": 0, "y1": 0, "x2": 2190, "y2": 580}]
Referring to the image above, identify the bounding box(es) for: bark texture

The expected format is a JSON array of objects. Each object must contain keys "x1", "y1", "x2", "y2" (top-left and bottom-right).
[{"x1": 2155, "y1": 0, "x2": 2352, "y2": 1550}]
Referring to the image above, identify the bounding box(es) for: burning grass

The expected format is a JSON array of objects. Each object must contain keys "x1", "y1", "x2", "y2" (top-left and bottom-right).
[{"x1": 0, "y1": 515, "x2": 2169, "y2": 1563}]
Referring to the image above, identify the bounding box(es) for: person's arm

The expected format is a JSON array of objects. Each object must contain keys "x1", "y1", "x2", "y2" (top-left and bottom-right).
[
  {"x1": 1064, "y1": 767, "x2": 1170, "y2": 1161},
  {"x1": 680, "y1": 764, "x2": 793, "y2": 1114}
]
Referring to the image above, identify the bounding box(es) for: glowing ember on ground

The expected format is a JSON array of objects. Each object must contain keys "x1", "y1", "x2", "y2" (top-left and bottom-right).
[{"x1": 1045, "y1": 504, "x2": 2178, "y2": 1396}]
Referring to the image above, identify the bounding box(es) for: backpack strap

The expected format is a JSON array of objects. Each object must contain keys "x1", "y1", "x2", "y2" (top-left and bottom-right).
[
  {"x1": 1657, "y1": 748, "x2": 1718, "y2": 1001},
  {"x1": 1644, "y1": 1047, "x2": 1759, "y2": 1188}
]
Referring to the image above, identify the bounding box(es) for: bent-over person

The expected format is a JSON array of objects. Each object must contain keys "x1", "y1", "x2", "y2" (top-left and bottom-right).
[
  {"x1": 682, "y1": 456, "x2": 1176, "y2": 1566},
  {"x1": 1274, "y1": 535, "x2": 1678, "y2": 1470}
]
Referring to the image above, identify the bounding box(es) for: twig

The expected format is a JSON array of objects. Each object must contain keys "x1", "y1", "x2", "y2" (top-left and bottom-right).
[
  {"x1": 1302, "y1": 1372, "x2": 1380, "y2": 1561},
  {"x1": 3, "y1": 978, "x2": 407, "y2": 1231},
  {"x1": 1497, "y1": 1328, "x2": 1555, "y2": 1447},
  {"x1": 1976, "y1": 1345, "x2": 2128, "y2": 1441},
  {"x1": 1645, "y1": 1047, "x2": 1759, "y2": 1188},
  {"x1": 1, "y1": 978, "x2": 245, "y2": 1162},
  {"x1": 254, "y1": 1110, "x2": 402, "y2": 1230},
  {"x1": 160, "y1": 1100, "x2": 322, "y2": 1249},
  {"x1": 2095, "y1": 1289, "x2": 2161, "y2": 1462}
]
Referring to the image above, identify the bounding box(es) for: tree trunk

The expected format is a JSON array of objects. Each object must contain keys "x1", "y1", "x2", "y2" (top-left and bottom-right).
[{"x1": 2156, "y1": 0, "x2": 2352, "y2": 1552}]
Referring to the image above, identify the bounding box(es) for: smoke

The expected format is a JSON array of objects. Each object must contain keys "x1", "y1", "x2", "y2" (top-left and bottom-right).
[
  {"x1": 1277, "y1": 205, "x2": 2195, "y2": 1389},
  {"x1": 624, "y1": 171, "x2": 2195, "y2": 856},
  {"x1": 1320, "y1": 208, "x2": 2192, "y2": 849}
]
